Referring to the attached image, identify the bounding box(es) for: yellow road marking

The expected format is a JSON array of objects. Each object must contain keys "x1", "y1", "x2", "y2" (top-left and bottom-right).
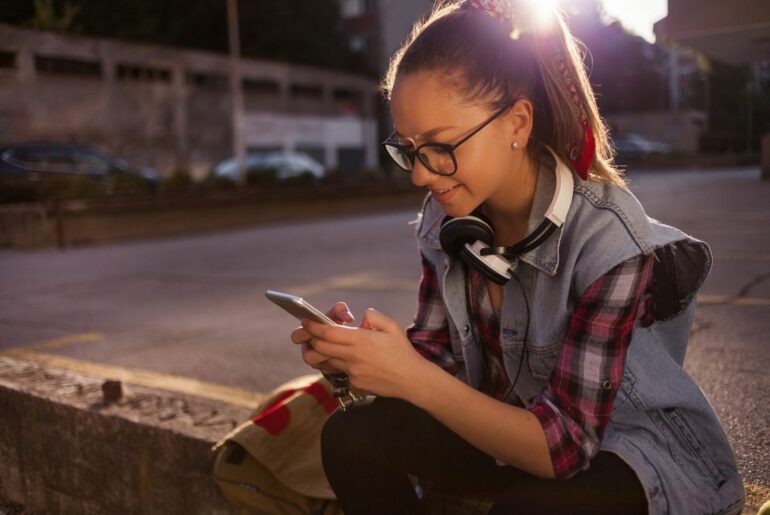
[
  {"x1": 0, "y1": 348, "x2": 263, "y2": 409},
  {"x1": 25, "y1": 332, "x2": 105, "y2": 350},
  {"x1": 713, "y1": 252, "x2": 770, "y2": 262},
  {"x1": 290, "y1": 271, "x2": 416, "y2": 296},
  {"x1": 698, "y1": 294, "x2": 770, "y2": 306}
]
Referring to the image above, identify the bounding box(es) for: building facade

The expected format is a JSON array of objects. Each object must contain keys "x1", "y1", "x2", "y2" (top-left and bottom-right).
[
  {"x1": 337, "y1": 0, "x2": 434, "y2": 141},
  {"x1": 0, "y1": 23, "x2": 380, "y2": 179}
]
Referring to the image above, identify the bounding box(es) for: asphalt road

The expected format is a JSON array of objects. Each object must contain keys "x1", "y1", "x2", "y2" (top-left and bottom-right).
[{"x1": 1, "y1": 166, "x2": 768, "y2": 491}]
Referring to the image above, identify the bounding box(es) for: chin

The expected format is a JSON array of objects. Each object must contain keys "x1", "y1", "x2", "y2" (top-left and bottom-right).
[{"x1": 438, "y1": 202, "x2": 474, "y2": 219}]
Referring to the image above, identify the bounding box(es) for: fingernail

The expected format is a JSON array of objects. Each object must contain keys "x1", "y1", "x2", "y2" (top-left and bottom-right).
[{"x1": 344, "y1": 309, "x2": 354, "y2": 321}]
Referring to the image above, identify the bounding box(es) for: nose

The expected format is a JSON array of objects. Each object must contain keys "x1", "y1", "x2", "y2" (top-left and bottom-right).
[{"x1": 410, "y1": 158, "x2": 437, "y2": 188}]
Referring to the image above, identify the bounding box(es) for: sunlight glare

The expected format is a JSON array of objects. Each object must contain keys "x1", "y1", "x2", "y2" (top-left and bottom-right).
[{"x1": 513, "y1": 0, "x2": 559, "y2": 38}]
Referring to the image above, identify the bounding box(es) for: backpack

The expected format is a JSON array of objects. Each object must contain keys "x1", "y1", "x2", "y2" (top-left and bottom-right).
[{"x1": 212, "y1": 374, "x2": 344, "y2": 515}]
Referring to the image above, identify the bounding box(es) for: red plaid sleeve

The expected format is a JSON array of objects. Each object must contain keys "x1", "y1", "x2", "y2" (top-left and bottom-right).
[
  {"x1": 527, "y1": 253, "x2": 654, "y2": 478},
  {"x1": 406, "y1": 252, "x2": 459, "y2": 375}
]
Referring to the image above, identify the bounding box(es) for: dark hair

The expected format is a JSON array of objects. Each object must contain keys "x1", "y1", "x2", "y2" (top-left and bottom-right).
[{"x1": 381, "y1": 0, "x2": 625, "y2": 186}]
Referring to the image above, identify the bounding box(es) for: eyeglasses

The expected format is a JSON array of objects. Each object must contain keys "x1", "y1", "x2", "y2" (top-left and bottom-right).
[{"x1": 382, "y1": 104, "x2": 511, "y2": 176}]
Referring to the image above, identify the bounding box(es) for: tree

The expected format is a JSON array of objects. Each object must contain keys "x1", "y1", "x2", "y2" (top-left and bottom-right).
[{"x1": 0, "y1": 0, "x2": 363, "y2": 73}]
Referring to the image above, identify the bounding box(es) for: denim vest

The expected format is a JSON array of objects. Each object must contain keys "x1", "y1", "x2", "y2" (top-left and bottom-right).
[{"x1": 413, "y1": 152, "x2": 744, "y2": 514}]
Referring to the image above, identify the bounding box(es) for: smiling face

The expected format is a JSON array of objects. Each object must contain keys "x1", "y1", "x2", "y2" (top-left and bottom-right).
[{"x1": 390, "y1": 70, "x2": 536, "y2": 219}]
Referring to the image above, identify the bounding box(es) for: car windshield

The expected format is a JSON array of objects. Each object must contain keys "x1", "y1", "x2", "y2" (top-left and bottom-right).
[{"x1": 4, "y1": 146, "x2": 77, "y2": 173}]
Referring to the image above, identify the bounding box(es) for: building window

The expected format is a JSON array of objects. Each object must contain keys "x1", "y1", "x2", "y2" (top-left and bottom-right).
[
  {"x1": 340, "y1": 0, "x2": 375, "y2": 17},
  {"x1": 349, "y1": 35, "x2": 366, "y2": 53},
  {"x1": 246, "y1": 145, "x2": 282, "y2": 155},
  {"x1": 34, "y1": 55, "x2": 101, "y2": 78},
  {"x1": 116, "y1": 63, "x2": 171, "y2": 83},
  {"x1": 290, "y1": 83, "x2": 323, "y2": 99},
  {"x1": 295, "y1": 144, "x2": 326, "y2": 166},
  {"x1": 243, "y1": 78, "x2": 280, "y2": 95},
  {"x1": 336, "y1": 146, "x2": 365, "y2": 172},
  {"x1": 334, "y1": 88, "x2": 362, "y2": 115},
  {"x1": 187, "y1": 71, "x2": 227, "y2": 89},
  {"x1": 0, "y1": 50, "x2": 16, "y2": 69},
  {"x1": 340, "y1": 0, "x2": 363, "y2": 17}
]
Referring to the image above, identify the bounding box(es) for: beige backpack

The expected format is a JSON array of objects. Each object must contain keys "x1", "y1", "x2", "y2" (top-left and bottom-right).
[{"x1": 212, "y1": 374, "x2": 344, "y2": 515}]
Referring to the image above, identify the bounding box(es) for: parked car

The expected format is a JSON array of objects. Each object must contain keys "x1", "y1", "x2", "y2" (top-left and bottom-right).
[
  {"x1": 0, "y1": 142, "x2": 159, "y2": 200},
  {"x1": 612, "y1": 133, "x2": 674, "y2": 159},
  {"x1": 212, "y1": 151, "x2": 326, "y2": 183}
]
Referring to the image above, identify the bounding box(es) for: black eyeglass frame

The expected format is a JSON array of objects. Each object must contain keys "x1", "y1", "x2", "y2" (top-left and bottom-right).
[{"x1": 382, "y1": 104, "x2": 512, "y2": 176}]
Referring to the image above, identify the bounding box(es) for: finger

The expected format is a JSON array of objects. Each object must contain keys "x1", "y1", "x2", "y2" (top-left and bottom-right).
[
  {"x1": 360, "y1": 308, "x2": 401, "y2": 334},
  {"x1": 301, "y1": 343, "x2": 331, "y2": 367},
  {"x1": 291, "y1": 327, "x2": 311, "y2": 344},
  {"x1": 309, "y1": 337, "x2": 353, "y2": 360},
  {"x1": 327, "y1": 302, "x2": 355, "y2": 324},
  {"x1": 303, "y1": 319, "x2": 358, "y2": 345},
  {"x1": 323, "y1": 358, "x2": 349, "y2": 374}
]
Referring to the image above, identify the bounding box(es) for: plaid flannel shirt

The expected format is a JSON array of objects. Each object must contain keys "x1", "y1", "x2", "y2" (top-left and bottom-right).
[{"x1": 406, "y1": 252, "x2": 655, "y2": 478}]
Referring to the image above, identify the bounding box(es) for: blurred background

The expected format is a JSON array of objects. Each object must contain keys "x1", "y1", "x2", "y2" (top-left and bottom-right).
[{"x1": 0, "y1": 0, "x2": 767, "y2": 221}]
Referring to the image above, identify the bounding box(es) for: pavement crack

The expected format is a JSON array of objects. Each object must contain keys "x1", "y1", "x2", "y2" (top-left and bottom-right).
[
  {"x1": 701, "y1": 271, "x2": 770, "y2": 307},
  {"x1": 735, "y1": 271, "x2": 770, "y2": 299}
]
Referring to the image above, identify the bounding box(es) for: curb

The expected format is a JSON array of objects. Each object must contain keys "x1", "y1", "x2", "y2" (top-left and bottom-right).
[
  {"x1": 2, "y1": 354, "x2": 765, "y2": 514},
  {"x1": 0, "y1": 183, "x2": 425, "y2": 249},
  {"x1": 0, "y1": 356, "x2": 256, "y2": 514}
]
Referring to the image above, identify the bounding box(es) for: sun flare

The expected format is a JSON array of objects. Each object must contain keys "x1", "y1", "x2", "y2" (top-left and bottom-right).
[{"x1": 511, "y1": 0, "x2": 559, "y2": 38}]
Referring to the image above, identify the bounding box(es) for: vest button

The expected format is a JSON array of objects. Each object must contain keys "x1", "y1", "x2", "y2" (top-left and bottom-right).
[
  {"x1": 602, "y1": 380, "x2": 612, "y2": 390},
  {"x1": 463, "y1": 325, "x2": 470, "y2": 334}
]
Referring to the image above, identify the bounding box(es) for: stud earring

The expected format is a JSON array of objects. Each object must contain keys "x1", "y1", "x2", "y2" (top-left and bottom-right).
[{"x1": 511, "y1": 141, "x2": 520, "y2": 151}]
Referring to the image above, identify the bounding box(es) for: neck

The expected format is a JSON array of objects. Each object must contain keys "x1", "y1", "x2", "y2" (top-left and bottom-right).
[{"x1": 482, "y1": 150, "x2": 539, "y2": 245}]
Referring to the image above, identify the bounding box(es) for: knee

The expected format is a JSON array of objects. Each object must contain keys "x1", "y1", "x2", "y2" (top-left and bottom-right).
[
  {"x1": 320, "y1": 397, "x2": 419, "y2": 466},
  {"x1": 320, "y1": 400, "x2": 375, "y2": 477},
  {"x1": 320, "y1": 406, "x2": 355, "y2": 461}
]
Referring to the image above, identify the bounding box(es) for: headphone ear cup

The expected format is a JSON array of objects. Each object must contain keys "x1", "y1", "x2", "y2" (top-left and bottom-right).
[
  {"x1": 460, "y1": 241, "x2": 512, "y2": 285},
  {"x1": 439, "y1": 215, "x2": 495, "y2": 257}
]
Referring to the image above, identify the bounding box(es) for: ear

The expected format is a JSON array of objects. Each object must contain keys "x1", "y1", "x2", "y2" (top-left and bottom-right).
[{"x1": 505, "y1": 98, "x2": 534, "y2": 147}]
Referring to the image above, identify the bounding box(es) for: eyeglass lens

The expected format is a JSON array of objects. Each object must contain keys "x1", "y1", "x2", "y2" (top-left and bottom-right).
[{"x1": 386, "y1": 143, "x2": 456, "y2": 175}]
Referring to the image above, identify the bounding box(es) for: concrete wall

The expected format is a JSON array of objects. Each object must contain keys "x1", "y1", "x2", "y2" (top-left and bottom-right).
[
  {"x1": 0, "y1": 356, "x2": 253, "y2": 514},
  {"x1": 0, "y1": 24, "x2": 380, "y2": 180}
]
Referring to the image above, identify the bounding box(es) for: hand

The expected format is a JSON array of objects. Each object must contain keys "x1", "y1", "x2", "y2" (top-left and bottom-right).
[
  {"x1": 290, "y1": 302, "x2": 354, "y2": 374},
  {"x1": 301, "y1": 308, "x2": 429, "y2": 400}
]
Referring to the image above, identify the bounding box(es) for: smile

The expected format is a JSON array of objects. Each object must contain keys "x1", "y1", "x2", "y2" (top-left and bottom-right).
[
  {"x1": 432, "y1": 185, "x2": 459, "y2": 194},
  {"x1": 430, "y1": 184, "x2": 461, "y2": 202}
]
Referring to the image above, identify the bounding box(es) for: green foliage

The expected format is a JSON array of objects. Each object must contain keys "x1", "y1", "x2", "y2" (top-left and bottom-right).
[
  {"x1": 29, "y1": 0, "x2": 80, "y2": 31},
  {"x1": 245, "y1": 168, "x2": 278, "y2": 187},
  {"x1": 104, "y1": 170, "x2": 157, "y2": 196},
  {"x1": 0, "y1": 178, "x2": 39, "y2": 204},
  {"x1": 0, "y1": 0, "x2": 365, "y2": 74},
  {"x1": 159, "y1": 168, "x2": 194, "y2": 194}
]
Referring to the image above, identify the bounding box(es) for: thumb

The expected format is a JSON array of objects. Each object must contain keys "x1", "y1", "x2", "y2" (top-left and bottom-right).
[{"x1": 360, "y1": 308, "x2": 400, "y2": 334}]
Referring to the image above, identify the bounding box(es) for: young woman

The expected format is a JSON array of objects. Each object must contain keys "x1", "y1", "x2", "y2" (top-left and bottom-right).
[{"x1": 290, "y1": 1, "x2": 744, "y2": 513}]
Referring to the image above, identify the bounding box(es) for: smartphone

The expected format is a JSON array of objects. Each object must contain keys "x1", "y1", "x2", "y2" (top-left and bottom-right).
[{"x1": 265, "y1": 290, "x2": 336, "y2": 325}]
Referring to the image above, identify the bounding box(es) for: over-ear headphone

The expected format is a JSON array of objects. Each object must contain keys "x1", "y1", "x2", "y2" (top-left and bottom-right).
[{"x1": 438, "y1": 147, "x2": 575, "y2": 284}]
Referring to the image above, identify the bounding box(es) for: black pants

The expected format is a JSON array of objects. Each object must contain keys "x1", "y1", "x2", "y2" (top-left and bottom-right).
[{"x1": 321, "y1": 396, "x2": 648, "y2": 515}]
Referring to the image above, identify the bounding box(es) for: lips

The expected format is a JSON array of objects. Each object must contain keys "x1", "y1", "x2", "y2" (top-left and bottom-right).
[{"x1": 430, "y1": 184, "x2": 460, "y2": 202}]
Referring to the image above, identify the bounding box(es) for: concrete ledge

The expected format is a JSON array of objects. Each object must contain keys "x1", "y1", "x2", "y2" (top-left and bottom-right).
[
  {"x1": 0, "y1": 356, "x2": 255, "y2": 514},
  {"x1": 10, "y1": 355, "x2": 760, "y2": 514},
  {"x1": 0, "y1": 182, "x2": 425, "y2": 249}
]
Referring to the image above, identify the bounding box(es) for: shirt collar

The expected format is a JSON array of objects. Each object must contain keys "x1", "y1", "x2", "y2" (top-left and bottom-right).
[{"x1": 517, "y1": 149, "x2": 567, "y2": 276}]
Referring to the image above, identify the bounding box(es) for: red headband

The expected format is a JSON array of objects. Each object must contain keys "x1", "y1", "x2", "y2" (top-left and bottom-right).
[{"x1": 462, "y1": 0, "x2": 594, "y2": 180}]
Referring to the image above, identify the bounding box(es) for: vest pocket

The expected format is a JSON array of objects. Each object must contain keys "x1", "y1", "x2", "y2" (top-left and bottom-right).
[
  {"x1": 656, "y1": 407, "x2": 724, "y2": 486},
  {"x1": 523, "y1": 345, "x2": 561, "y2": 381}
]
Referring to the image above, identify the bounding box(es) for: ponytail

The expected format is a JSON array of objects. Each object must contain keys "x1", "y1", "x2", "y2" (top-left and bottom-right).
[{"x1": 381, "y1": 0, "x2": 626, "y2": 188}]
